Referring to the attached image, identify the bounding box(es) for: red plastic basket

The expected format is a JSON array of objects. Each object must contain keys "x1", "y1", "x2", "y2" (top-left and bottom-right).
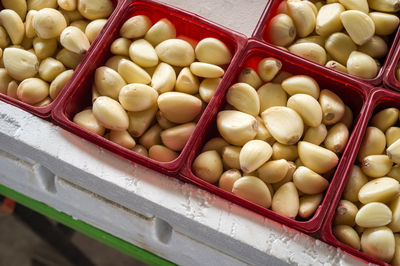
[
  {"x1": 320, "y1": 87, "x2": 400, "y2": 266},
  {"x1": 0, "y1": 0, "x2": 121, "y2": 119},
  {"x1": 252, "y1": 0, "x2": 400, "y2": 86},
  {"x1": 51, "y1": 0, "x2": 247, "y2": 176},
  {"x1": 179, "y1": 39, "x2": 373, "y2": 234}
]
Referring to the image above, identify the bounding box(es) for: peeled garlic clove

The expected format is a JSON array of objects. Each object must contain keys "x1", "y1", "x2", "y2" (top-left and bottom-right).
[
  {"x1": 325, "y1": 32, "x2": 357, "y2": 66},
  {"x1": 195, "y1": 37, "x2": 232, "y2": 65},
  {"x1": 156, "y1": 39, "x2": 195, "y2": 67},
  {"x1": 199, "y1": 78, "x2": 220, "y2": 103},
  {"x1": 145, "y1": 18, "x2": 176, "y2": 46},
  {"x1": 303, "y1": 124, "x2": 327, "y2": 145},
  {"x1": 110, "y1": 37, "x2": 131, "y2": 56},
  {"x1": 117, "y1": 59, "x2": 151, "y2": 85},
  {"x1": 368, "y1": 0, "x2": 400, "y2": 12},
  {"x1": 333, "y1": 225, "x2": 361, "y2": 250},
  {"x1": 219, "y1": 169, "x2": 241, "y2": 192},
  {"x1": 60, "y1": 26, "x2": 90, "y2": 54},
  {"x1": 151, "y1": 62, "x2": 176, "y2": 93},
  {"x1": 296, "y1": 35, "x2": 326, "y2": 47},
  {"x1": 334, "y1": 200, "x2": 358, "y2": 226},
  {"x1": 217, "y1": 110, "x2": 258, "y2": 146},
  {"x1": 287, "y1": 1, "x2": 316, "y2": 37},
  {"x1": 109, "y1": 130, "x2": 136, "y2": 149},
  {"x1": 49, "y1": 69, "x2": 73, "y2": 100},
  {"x1": 257, "y1": 57, "x2": 282, "y2": 82},
  {"x1": 287, "y1": 93, "x2": 322, "y2": 127},
  {"x1": 288, "y1": 42, "x2": 327, "y2": 65},
  {"x1": 118, "y1": 84, "x2": 158, "y2": 112},
  {"x1": 190, "y1": 62, "x2": 224, "y2": 78},
  {"x1": 341, "y1": 105, "x2": 353, "y2": 128},
  {"x1": 56, "y1": 48, "x2": 84, "y2": 69},
  {"x1": 393, "y1": 234, "x2": 400, "y2": 266},
  {"x1": 361, "y1": 227, "x2": 395, "y2": 262},
  {"x1": 268, "y1": 14, "x2": 296, "y2": 46},
  {"x1": 359, "y1": 36, "x2": 388, "y2": 59},
  {"x1": 227, "y1": 83, "x2": 260, "y2": 116},
  {"x1": 386, "y1": 127, "x2": 400, "y2": 147},
  {"x1": 388, "y1": 138, "x2": 400, "y2": 164},
  {"x1": 371, "y1": 108, "x2": 399, "y2": 132},
  {"x1": 3, "y1": 48, "x2": 38, "y2": 81},
  {"x1": 358, "y1": 177, "x2": 400, "y2": 204},
  {"x1": 129, "y1": 39, "x2": 158, "y2": 68},
  {"x1": 316, "y1": 3, "x2": 345, "y2": 36},
  {"x1": 258, "y1": 159, "x2": 289, "y2": 184},
  {"x1": 339, "y1": 0, "x2": 369, "y2": 13},
  {"x1": 325, "y1": 61, "x2": 348, "y2": 73},
  {"x1": 293, "y1": 166, "x2": 329, "y2": 194},
  {"x1": 85, "y1": 19, "x2": 107, "y2": 43},
  {"x1": 160, "y1": 123, "x2": 196, "y2": 152},
  {"x1": 272, "y1": 182, "x2": 299, "y2": 219},
  {"x1": 149, "y1": 145, "x2": 178, "y2": 162},
  {"x1": 0, "y1": 9, "x2": 24, "y2": 45},
  {"x1": 0, "y1": 26, "x2": 10, "y2": 49},
  {"x1": 343, "y1": 165, "x2": 368, "y2": 203},
  {"x1": 17, "y1": 78, "x2": 49, "y2": 105},
  {"x1": 77, "y1": 0, "x2": 112, "y2": 20},
  {"x1": 341, "y1": 10, "x2": 375, "y2": 45},
  {"x1": 262, "y1": 106, "x2": 304, "y2": 145},
  {"x1": 281, "y1": 75, "x2": 320, "y2": 99},
  {"x1": 2, "y1": 0, "x2": 27, "y2": 20},
  {"x1": 120, "y1": 15, "x2": 151, "y2": 39},
  {"x1": 361, "y1": 154, "x2": 393, "y2": 178},
  {"x1": 298, "y1": 141, "x2": 339, "y2": 174},
  {"x1": 158, "y1": 92, "x2": 201, "y2": 124},
  {"x1": 238, "y1": 68, "x2": 262, "y2": 89},
  {"x1": 128, "y1": 105, "x2": 158, "y2": 138},
  {"x1": 94, "y1": 66, "x2": 126, "y2": 100},
  {"x1": 92, "y1": 96, "x2": 129, "y2": 131},
  {"x1": 138, "y1": 124, "x2": 162, "y2": 149},
  {"x1": 272, "y1": 161, "x2": 296, "y2": 191},
  {"x1": 202, "y1": 137, "x2": 229, "y2": 155},
  {"x1": 324, "y1": 123, "x2": 349, "y2": 153},
  {"x1": 33, "y1": 37, "x2": 58, "y2": 60},
  {"x1": 73, "y1": 109, "x2": 105, "y2": 136},
  {"x1": 356, "y1": 202, "x2": 392, "y2": 228},
  {"x1": 272, "y1": 142, "x2": 298, "y2": 161},
  {"x1": 175, "y1": 67, "x2": 199, "y2": 94},
  {"x1": 257, "y1": 83, "x2": 287, "y2": 113},
  {"x1": 369, "y1": 12, "x2": 400, "y2": 36},
  {"x1": 33, "y1": 8, "x2": 66, "y2": 39},
  {"x1": 193, "y1": 150, "x2": 223, "y2": 184},
  {"x1": 299, "y1": 193, "x2": 323, "y2": 219},
  {"x1": 232, "y1": 176, "x2": 272, "y2": 208},
  {"x1": 239, "y1": 140, "x2": 272, "y2": 173},
  {"x1": 319, "y1": 89, "x2": 345, "y2": 125},
  {"x1": 222, "y1": 145, "x2": 241, "y2": 169},
  {"x1": 38, "y1": 58, "x2": 66, "y2": 82},
  {"x1": 358, "y1": 127, "x2": 386, "y2": 161}
]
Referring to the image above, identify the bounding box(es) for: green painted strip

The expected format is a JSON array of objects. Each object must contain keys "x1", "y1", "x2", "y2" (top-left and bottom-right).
[{"x1": 0, "y1": 184, "x2": 175, "y2": 266}]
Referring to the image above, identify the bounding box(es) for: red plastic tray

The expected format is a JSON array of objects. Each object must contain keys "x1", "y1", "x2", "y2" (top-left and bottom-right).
[
  {"x1": 52, "y1": 0, "x2": 247, "y2": 176},
  {"x1": 0, "y1": 0, "x2": 121, "y2": 119},
  {"x1": 179, "y1": 39, "x2": 373, "y2": 234},
  {"x1": 320, "y1": 87, "x2": 400, "y2": 266},
  {"x1": 252, "y1": 0, "x2": 400, "y2": 86}
]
